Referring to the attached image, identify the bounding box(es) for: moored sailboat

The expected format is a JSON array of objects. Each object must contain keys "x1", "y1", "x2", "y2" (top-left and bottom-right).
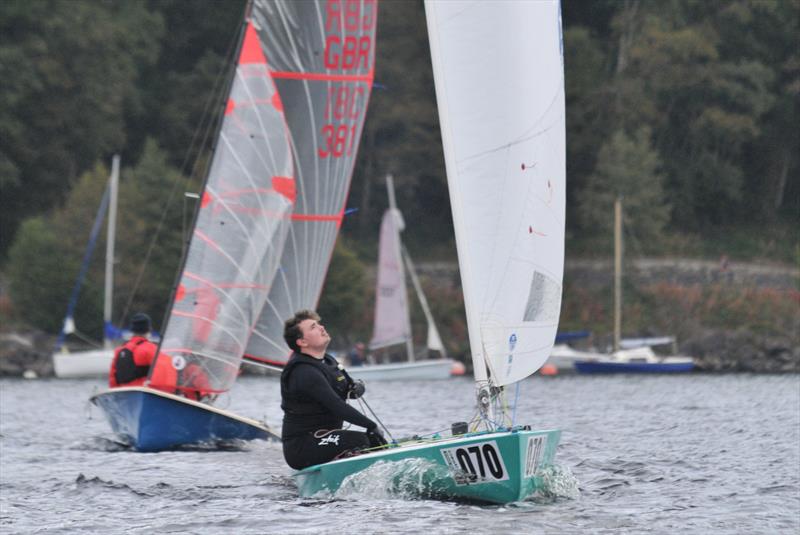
[
  {"x1": 91, "y1": 10, "x2": 293, "y2": 451},
  {"x1": 293, "y1": 0, "x2": 567, "y2": 503},
  {"x1": 350, "y1": 175, "x2": 455, "y2": 381},
  {"x1": 52, "y1": 155, "x2": 121, "y2": 379},
  {"x1": 572, "y1": 199, "x2": 695, "y2": 374}
]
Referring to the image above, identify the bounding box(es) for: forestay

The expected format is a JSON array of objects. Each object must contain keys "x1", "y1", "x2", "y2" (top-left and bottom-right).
[
  {"x1": 425, "y1": 0, "x2": 566, "y2": 387},
  {"x1": 153, "y1": 22, "x2": 294, "y2": 394},
  {"x1": 246, "y1": 0, "x2": 377, "y2": 364}
]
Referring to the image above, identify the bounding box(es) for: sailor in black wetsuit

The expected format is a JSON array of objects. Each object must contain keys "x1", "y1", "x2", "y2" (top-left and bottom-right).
[{"x1": 280, "y1": 310, "x2": 387, "y2": 470}]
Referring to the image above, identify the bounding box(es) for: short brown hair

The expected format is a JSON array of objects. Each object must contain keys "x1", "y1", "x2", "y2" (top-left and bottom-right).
[{"x1": 283, "y1": 310, "x2": 320, "y2": 352}]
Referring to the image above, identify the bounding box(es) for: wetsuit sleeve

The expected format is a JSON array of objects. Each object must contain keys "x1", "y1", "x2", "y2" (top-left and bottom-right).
[{"x1": 289, "y1": 364, "x2": 376, "y2": 430}]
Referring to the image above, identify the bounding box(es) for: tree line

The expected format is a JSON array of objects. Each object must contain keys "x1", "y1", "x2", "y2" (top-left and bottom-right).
[{"x1": 2, "y1": 0, "x2": 797, "y2": 344}]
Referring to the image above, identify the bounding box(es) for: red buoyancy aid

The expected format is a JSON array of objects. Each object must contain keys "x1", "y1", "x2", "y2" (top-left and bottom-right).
[
  {"x1": 148, "y1": 353, "x2": 179, "y2": 395},
  {"x1": 109, "y1": 336, "x2": 157, "y2": 388},
  {"x1": 147, "y1": 355, "x2": 214, "y2": 402}
]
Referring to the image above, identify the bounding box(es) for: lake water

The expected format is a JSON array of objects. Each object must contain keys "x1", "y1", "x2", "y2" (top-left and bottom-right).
[{"x1": 1, "y1": 374, "x2": 798, "y2": 534}]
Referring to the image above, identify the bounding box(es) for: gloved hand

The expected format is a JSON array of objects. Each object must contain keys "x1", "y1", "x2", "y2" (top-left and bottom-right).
[
  {"x1": 348, "y1": 379, "x2": 366, "y2": 399},
  {"x1": 366, "y1": 427, "x2": 388, "y2": 448}
]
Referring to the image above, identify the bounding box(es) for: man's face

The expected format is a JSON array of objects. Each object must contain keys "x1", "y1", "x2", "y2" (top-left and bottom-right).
[{"x1": 297, "y1": 318, "x2": 330, "y2": 353}]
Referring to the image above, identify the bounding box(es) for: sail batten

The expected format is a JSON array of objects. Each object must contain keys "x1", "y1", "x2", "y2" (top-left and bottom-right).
[{"x1": 426, "y1": 0, "x2": 566, "y2": 388}]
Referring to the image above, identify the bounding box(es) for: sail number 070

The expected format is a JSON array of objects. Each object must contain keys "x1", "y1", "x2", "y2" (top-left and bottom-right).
[
  {"x1": 458, "y1": 445, "x2": 504, "y2": 479},
  {"x1": 441, "y1": 441, "x2": 509, "y2": 484}
]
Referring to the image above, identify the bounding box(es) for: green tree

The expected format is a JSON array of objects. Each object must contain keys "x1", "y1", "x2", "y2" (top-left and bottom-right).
[
  {"x1": 112, "y1": 139, "x2": 195, "y2": 329},
  {"x1": 618, "y1": 1, "x2": 776, "y2": 227},
  {"x1": 577, "y1": 128, "x2": 670, "y2": 246},
  {"x1": 318, "y1": 239, "x2": 369, "y2": 347},
  {"x1": 0, "y1": 0, "x2": 162, "y2": 259},
  {"x1": 346, "y1": 0, "x2": 450, "y2": 257},
  {"x1": 7, "y1": 159, "x2": 114, "y2": 338},
  {"x1": 7, "y1": 217, "x2": 91, "y2": 334}
]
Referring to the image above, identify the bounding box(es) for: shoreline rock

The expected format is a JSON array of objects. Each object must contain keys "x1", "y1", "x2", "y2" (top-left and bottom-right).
[{"x1": 0, "y1": 328, "x2": 797, "y2": 378}]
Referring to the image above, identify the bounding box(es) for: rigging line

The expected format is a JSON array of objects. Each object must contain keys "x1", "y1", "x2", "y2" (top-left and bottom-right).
[
  {"x1": 357, "y1": 396, "x2": 395, "y2": 443},
  {"x1": 70, "y1": 329, "x2": 103, "y2": 348},
  {"x1": 120, "y1": 21, "x2": 242, "y2": 323},
  {"x1": 117, "y1": 18, "x2": 239, "y2": 324},
  {"x1": 240, "y1": 356, "x2": 282, "y2": 373}
]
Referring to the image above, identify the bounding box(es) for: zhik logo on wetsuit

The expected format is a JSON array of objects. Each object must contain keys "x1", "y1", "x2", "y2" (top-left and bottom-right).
[{"x1": 318, "y1": 434, "x2": 340, "y2": 446}]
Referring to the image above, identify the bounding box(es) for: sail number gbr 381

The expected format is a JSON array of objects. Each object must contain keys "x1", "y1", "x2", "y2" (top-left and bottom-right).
[
  {"x1": 318, "y1": 0, "x2": 375, "y2": 159},
  {"x1": 440, "y1": 441, "x2": 510, "y2": 485}
]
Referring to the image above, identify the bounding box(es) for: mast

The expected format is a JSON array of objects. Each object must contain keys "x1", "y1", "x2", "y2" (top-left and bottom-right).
[
  {"x1": 103, "y1": 154, "x2": 120, "y2": 348},
  {"x1": 386, "y1": 174, "x2": 415, "y2": 363},
  {"x1": 614, "y1": 197, "x2": 623, "y2": 352},
  {"x1": 401, "y1": 246, "x2": 447, "y2": 359}
]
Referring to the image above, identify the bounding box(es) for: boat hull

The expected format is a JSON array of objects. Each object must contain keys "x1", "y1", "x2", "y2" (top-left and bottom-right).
[
  {"x1": 90, "y1": 387, "x2": 278, "y2": 451},
  {"x1": 573, "y1": 360, "x2": 694, "y2": 374},
  {"x1": 346, "y1": 359, "x2": 455, "y2": 381},
  {"x1": 294, "y1": 428, "x2": 560, "y2": 504},
  {"x1": 53, "y1": 349, "x2": 114, "y2": 378}
]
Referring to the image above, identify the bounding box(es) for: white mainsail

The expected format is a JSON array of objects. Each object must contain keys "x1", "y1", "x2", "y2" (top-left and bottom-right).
[
  {"x1": 369, "y1": 208, "x2": 413, "y2": 354},
  {"x1": 425, "y1": 0, "x2": 566, "y2": 388},
  {"x1": 246, "y1": 0, "x2": 378, "y2": 364},
  {"x1": 153, "y1": 21, "x2": 295, "y2": 395}
]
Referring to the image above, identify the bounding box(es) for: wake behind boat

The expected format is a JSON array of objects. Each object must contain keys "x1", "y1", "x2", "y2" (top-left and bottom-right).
[
  {"x1": 93, "y1": 10, "x2": 294, "y2": 451},
  {"x1": 292, "y1": 0, "x2": 567, "y2": 504}
]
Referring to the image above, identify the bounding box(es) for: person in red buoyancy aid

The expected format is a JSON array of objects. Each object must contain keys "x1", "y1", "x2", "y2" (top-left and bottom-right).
[
  {"x1": 148, "y1": 353, "x2": 215, "y2": 403},
  {"x1": 109, "y1": 313, "x2": 158, "y2": 388}
]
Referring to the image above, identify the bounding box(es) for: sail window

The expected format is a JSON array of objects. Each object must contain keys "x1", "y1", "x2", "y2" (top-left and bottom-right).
[{"x1": 523, "y1": 271, "x2": 560, "y2": 322}]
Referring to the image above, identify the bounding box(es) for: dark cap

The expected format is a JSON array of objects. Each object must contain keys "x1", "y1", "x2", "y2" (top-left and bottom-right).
[{"x1": 130, "y1": 313, "x2": 152, "y2": 334}]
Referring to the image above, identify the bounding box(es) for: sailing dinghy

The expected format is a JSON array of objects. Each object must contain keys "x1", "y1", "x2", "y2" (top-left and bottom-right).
[
  {"x1": 350, "y1": 175, "x2": 455, "y2": 381},
  {"x1": 293, "y1": 0, "x2": 567, "y2": 503},
  {"x1": 572, "y1": 200, "x2": 695, "y2": 374},
  {"x1": 91, "y1": 14, "x2": 293, "y2": 451},
  {"x1": 52, "y1": 156, "x2": 121, "y2": 378}
]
